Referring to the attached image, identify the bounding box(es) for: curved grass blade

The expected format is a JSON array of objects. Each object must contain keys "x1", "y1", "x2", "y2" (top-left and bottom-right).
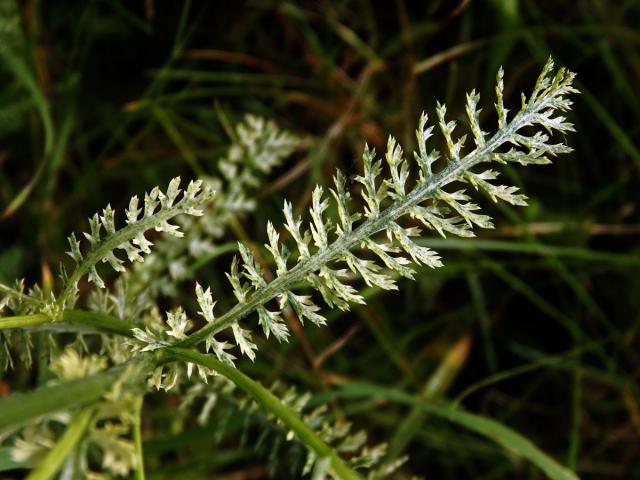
[{"x1": 321, "y1": 382, "x2": 580, "y2": 480}]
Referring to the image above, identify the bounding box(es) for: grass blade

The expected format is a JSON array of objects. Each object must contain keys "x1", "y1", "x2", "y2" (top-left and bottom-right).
[
  {"x1": 322, "y1": 382, "x2": 580, "y2": 480},
  {"x1": 26, "y1": 407, "x2": 94, "y2": 480}
]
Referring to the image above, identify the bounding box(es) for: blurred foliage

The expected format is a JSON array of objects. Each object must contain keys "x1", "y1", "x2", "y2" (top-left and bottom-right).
[{"x1": 0, "y1": 0, "x2": 639, "y2": 478}]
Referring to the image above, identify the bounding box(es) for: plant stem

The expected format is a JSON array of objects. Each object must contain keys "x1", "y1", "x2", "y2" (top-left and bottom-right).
[
  {"x1": 26, "y1": 407, "x2": 94, "y2": 480},
  {"x1": 63, "y1": 310, "x2": 135, "y2": 336},
  {"x1": 133, "y1": 395, "x2": 146, "y2": 480},
  {"x1": 0, "y1": 310, "x2": 135, "y2": 336},
  {"x1": 164, "y1": 347, "x2": 362, "y2": 480},
  {"x1": 0, "y1": 314, "x2": 50, "y2": 329}
]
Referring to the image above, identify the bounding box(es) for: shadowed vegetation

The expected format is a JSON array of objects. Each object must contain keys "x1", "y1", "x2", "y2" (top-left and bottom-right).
[{"x1": 0, "y1": 1, "x2": 638, "y2": 479}]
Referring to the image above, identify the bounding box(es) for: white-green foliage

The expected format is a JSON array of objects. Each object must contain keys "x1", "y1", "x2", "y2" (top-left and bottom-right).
[
  {"x1": 179, "y1": 378, "x2": 406, "y2": 478},
  {"x1": 201, "y1": 114, "x2": 300, "y2": 244},
  {"x1": 130, "y1": 308, "x2": 192, "y2": 353},
  {"x1": 10, "y1": 348, "x2": 140, "y2": 478},
  {"x1": 0, "y1": 282, "x2": 51, "y2": 371},
  {"x1": 219, "y1": 114, "x2": 300, "y2": 210},
  {"x1": 127, "y1": 114, "x2": 300, "y2": 298},
  {"x1": 1, "y1": 59, "x2": 579, "y2": 480},
  {"x1": 170, "y1": 57, "x2": 577, "y2": 368},
  {"x1": 0, "y1": 281, "x2": 48, "y2": 323},
  {"x1": 57, "y1": 177, "x2": 214, "y2": 310}
]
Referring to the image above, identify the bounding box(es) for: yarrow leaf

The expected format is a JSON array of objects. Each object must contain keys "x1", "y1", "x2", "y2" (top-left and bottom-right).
[
  {"x1": 185, "y1": 57, "x2": 578, "y2": 367},
  {"x1": 57, "y1": 177, "x2": 214, "y2": 311}
]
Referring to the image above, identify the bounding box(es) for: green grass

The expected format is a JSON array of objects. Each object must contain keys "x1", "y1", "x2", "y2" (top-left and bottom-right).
[{"x1": 0, "y1": 1, "x2": 639, "y2": 478}]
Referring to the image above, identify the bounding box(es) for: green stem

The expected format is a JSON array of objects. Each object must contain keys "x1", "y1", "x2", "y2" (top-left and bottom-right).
[
  {"x1": 26, "y1": 407, "x2": 94, "y2": 480},
  {"x1": 0, "y1": 310, "x2": 135, "y2": 337},
  {"x1": 0, "y1": 311, "x2": 359, "y2": 480},
  {"x1": 0, "y1": 314, "x2": 49, "y2": 329},
  {"x1": 63, "y1": 310, "x2": 135, "y2": 336},
  {"x1": 133, "y1": 395, "x2": 146, "y2": 480},
  {"x1": 164, "y1": 347, "x2": 362, "y2": 480}
]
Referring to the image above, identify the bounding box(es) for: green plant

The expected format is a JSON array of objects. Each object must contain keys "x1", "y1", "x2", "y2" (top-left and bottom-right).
[{"x1": 0, "y1": 58, "x2": 579, "y2": 479}]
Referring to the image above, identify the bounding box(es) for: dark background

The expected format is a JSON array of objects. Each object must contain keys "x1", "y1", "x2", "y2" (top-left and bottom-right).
[{"x1": 1, "y1": 1, "x2": 639, "y2": 478}]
